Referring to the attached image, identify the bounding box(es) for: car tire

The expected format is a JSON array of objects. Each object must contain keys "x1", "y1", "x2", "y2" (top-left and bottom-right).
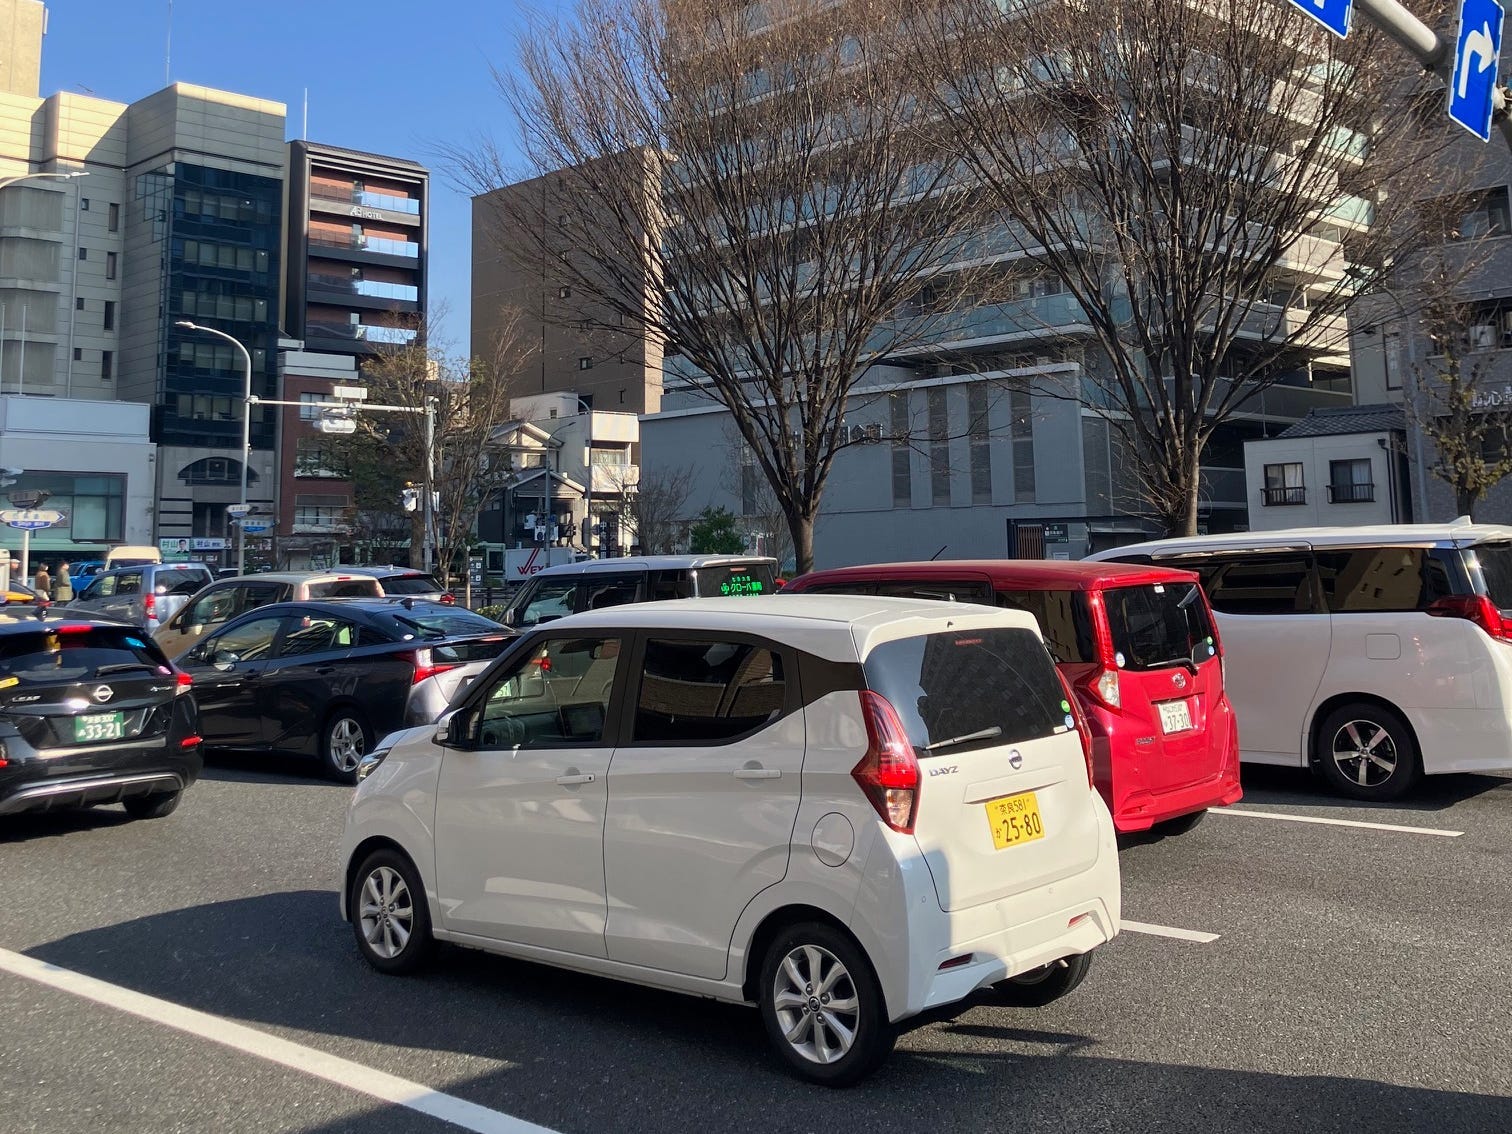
[
  {"x1": 758, "y1": 922, "x2": 895, "y2": 1087},
  {"x1": 1314, "y1": 702, "x2": 1421, "y2": 801},
  {"x1": 349, "y1": 848, "x2": 434, "y2": 975},
  {"x1": 322, "y1": 708, "x2": 372, "y2": 784},
  {"x1": 993, "y1": 951, "x2": 1094, "y2": 1008},
  {"x1": 1158, "y1": 809, "x2": 1207, "y2": 835},
  {"x1": 122, "y1": 790, "x2": 182, "y2": 820}
]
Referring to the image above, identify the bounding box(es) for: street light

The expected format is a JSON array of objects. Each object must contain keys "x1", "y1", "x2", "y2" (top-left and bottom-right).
[
  {"x1": 175, "y1": 321, "x2": 253, "y2": 574},
  {"x1": 0, "y1": 171, "x2": 87, "y2": 396}
]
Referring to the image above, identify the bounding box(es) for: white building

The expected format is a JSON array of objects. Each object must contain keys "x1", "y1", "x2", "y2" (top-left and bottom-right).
[{"x1": 1242, "y1": 404, "x2": 1411, "y2": 531}]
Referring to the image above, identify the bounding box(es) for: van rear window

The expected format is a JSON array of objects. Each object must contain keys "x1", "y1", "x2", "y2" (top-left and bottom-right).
[
  {"x1": 695, "y1": 563, "x2": 777, "y2": 598},
  {"x1": 863, "y1": 629, "x2": 1068, "y2": 756},
  {"x1": 1103, "y1": 582, "x2": 1217, "y2": 672},
  {"x1": 1469, "y1": 543, "x2": 1512, "y2": 611}
]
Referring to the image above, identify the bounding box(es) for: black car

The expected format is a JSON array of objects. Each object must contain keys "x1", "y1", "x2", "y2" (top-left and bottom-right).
[
  {"x1": 0, "y1": 612, "x2": 202, "y2": 820},
  {"x1": 178, "y1": 600, "x2": 512, "y2": 782}
]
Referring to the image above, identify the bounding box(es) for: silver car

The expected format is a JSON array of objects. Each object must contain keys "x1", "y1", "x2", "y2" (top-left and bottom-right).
[{"x1": 67, "y1": 563, "x2": 215, "y2": 633}]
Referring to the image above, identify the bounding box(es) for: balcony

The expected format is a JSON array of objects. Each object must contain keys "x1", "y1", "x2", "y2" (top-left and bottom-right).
[
  {"x1": 311, "y1": 186, "x2": 421, "y2": 217},
  {"x1": 308, "y1": 232, "x2": 420, "y2": 261},
  {"x1": 306, "y1": 272, "x2": 420, "y2": 310},
  {"x1": 1327, "y1": 482, "x2": 1375, "y2": 503},
  {"x1": 305, "y1": 321, "x2": 418, "y2": 347},
  {"x1": 1262, "y1": 486, "x2": 1307, "y2": 506}
]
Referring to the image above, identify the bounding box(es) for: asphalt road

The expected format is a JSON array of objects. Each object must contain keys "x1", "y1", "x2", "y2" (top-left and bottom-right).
[{"x1": 2, "y1": 755, "x2": 1510, "y2": 1133}]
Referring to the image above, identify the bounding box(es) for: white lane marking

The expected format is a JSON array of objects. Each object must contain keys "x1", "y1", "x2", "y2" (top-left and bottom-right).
[
  {"x1": 1121, "y1": 920, "x2": 1221, "y2": 944},
  {"x1": 0, "y1": 946, "x2": 556, "y2": 1134},
  {"x1": 1212, "y1": 807, "x2": 1463, "y2": 838}
]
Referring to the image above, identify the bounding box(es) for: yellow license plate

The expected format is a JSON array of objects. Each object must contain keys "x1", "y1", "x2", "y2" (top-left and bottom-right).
[{"x1": 985, "y1": 791, "x2": 1046, "y2": 850}]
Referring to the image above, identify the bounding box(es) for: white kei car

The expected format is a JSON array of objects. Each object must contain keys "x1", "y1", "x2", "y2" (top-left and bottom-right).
[{"x1": 339, "y1": 595, "x2": 1121, "y2": 1085}]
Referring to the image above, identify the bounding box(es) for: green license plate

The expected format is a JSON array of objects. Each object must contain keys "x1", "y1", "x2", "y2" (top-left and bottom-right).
[{"x1": 74, "y1": 712, "x2": 125, "y2": 742}]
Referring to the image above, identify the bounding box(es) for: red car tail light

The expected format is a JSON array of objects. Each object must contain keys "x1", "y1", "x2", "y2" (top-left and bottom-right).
[
  {"x1": 1056, "y1": 669, "x2": 1096, "y2": 789},
  {"x1": 1427, "y1": 594, "x2": 1512, "y2": 642},
  {"x1": 439, "y1": 593, "x2": 456, "y2": 606},
  {"x1": 174, "y1": 670, "x2": 193, "y2": 696},
  {"x1": 851, "y1": 691, "x2": 920, "y2": 834},
  {"x1": 143, "y1": 590, "x2": 156, "y2": 621},
  {"x1": 1085, "y1": 669, "x2": 1120, "y2": 710},
  {"x1": 408, "y1": 648, "x2": 462, "y2": 684}
]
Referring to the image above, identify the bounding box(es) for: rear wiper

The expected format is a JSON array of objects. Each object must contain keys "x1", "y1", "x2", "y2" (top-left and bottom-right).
[
  {"x1": 925, "y1": 725, "x2": 1002, "y2": 752},
  {"x1": 1147, "y1": 656, "x2": 1199, "y2": 673},
  {"x1": 94, "y1": 662, "x2": 158, "y2": 676},
  {"x1": 392, "y1": 615, "x2": 446, "y2": 640}
]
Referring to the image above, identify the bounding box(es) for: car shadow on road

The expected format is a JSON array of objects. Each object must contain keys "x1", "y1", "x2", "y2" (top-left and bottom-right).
[
  {"x1": 0, "y1": 806, "x2": 133, "y2": 843},
  {"x1": 1235, "y1": 764, "x2": 1512, "y2": 814},
  {"x1": 24, "y1": 890, "x2": 1512, "y2": 1134},
  {"x1": 199, "y1": 750, "x2": 346, "y2": 787}
]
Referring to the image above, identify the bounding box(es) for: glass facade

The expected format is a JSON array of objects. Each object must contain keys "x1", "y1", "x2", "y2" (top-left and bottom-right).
[{"x1": 146, "y1": 163, "x2": 283, "y2": 451}]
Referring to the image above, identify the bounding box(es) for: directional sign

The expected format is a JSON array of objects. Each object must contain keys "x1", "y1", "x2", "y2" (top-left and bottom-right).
[
  {"x1": 1287, "y1": 0, "x2": 1352, "y2": 38},
  {"x1": 241, "y1": 522, "x2": 273, "y2": 533},
  {"x1": 0, "y1": 508, "x2": 64, "y2": 530},
  {"x1": 1450, "y1": 0, "x2": 1505, "y2": 141}
]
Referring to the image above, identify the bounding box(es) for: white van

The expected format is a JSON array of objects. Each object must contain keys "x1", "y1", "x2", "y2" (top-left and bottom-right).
[
  {"x1": 106, "y1": 545, "x2": 163, "y2": 569},
  {"x1": 1088, "y1": 521, "x2": 1512, "y2": 800}
]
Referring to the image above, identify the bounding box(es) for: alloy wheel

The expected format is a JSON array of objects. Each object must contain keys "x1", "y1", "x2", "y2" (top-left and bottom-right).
[
  {"x1": 1330, "y1": 719, "x2": 1398, "y2": 788},
  {"x1": 358, "y1": 865, "x2": 414, "y2": 960},
  {"x1": 328, "y1": 717, "x2": 366, "y2": 773},
  {"x1": 771, "y1": 944, "x2": 861, "y2": 1065}
]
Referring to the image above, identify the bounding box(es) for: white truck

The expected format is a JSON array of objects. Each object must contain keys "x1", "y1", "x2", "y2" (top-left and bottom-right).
[{"x1": 500, "y1": 546, "x2": 584, "y2": 583}]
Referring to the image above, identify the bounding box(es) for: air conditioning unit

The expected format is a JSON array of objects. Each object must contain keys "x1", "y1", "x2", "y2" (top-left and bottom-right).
[{"x1": 1472, "y1": 324, "x2": 1496, "y2": 350}]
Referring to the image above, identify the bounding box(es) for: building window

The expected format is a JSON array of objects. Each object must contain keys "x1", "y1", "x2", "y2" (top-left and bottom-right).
[
  {"x1": 295, "y1": 437, "x2": 348, "y2": 479},
  {"x1": 108, "y1": 203, "x2": 120, "y2": 232},
  {"x1": 1010, "y1": 391, "x2": 1035, "y2": 502},
  {"x1": 105, "y1": 251, "x2": 117, "y2": 280},
  {"x1": 80, "y1": 198, "x2": 89, "y2": 211},
  {"x1": 890, "y1": 391, "x2": 912, "y2": 507},
  {"x1": 103, "y1": 300, "x2": 115, "y2": 331},
  {"x1": 299, "y1": 392, "x2": 326, "y2": 421},
  {"x1": 1454, "y1": 187, "x2": 1511, "y2": 240},
  {"x1": 968, "y1": 385, "x2": 992, "y2": 505},
  {"x1": 578, "y1": 356, "x2": 593, "y2": 370},
  {"x1": 72, "y1": 348, "x2": 82, "y2": 361},
  {"x1": 1328, "y1": 459, "x2": 1375, "y2": 503},
  {"x1": 294, "y1": 500, "x2": 349, "y2": 529},
  {"x1": 928, "y1": 388, "x2": 950, "y2": 506},
  {"x1": 101, "y1": 351, "x2": 113, "y2": 380},
  {"x1": 77, "y1": 247, "x2": 87, "y2": 260},
  {"x1": 75, "y1": 297, "x2": 84, "y2": 311},
  {"x1": 559, "y1": 286, "x2": 572, "y2": 299},
  {"x1": 179, "y1": 457, "x2": 257, "y2": 486},
  {"x1": 1262, "y1": 462, "x2": 1306, "y2": 505}
]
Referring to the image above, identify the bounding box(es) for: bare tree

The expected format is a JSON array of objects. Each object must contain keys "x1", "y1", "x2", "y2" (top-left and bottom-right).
[
  {"x1": 912, "y1": 0, "x2": 1462, "y2": 535},
  {"x1": 339, "y1": 309, "x2": 532, "y2": 577},
  {"x1": 615, "y1": 463, "x2": 695, "y2": 555},
  {"x1": 453, "y1": 0, "x2": 996, "y2": 572}
]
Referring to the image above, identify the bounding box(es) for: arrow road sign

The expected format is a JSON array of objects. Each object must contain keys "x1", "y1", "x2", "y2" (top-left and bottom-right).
[
  {"x1": 240, "y1": 522, "x2": 273, "y2": 533},
  {"x1": 0, "y1": 508, "x2": 64, "y2": 530},
  {"x1": 1450, "y1": 0, "x2": 1505, "y2": 141},
  {"x1": 1288, "y1": 0, "x2": 1353, "y2": 37}
]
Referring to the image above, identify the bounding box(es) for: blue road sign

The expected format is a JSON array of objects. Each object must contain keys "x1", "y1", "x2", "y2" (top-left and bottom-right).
[
  {"x1": 1450, "y1": 0, "x2": 1505, "y2": 141},
  {"x1": 240, "y1": 522, "x2": 273, "y2": 533},
  {"x1": 1287, "y1": 0, "x2": 1353, "y2": 39}
]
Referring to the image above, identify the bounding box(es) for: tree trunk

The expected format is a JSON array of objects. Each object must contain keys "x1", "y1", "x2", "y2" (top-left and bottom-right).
[
  {"x1": 787, "y1": 510, "x2": 815, "y2": 576},
  {"x1": 1456, "y1": 487, "x2": 1477, "y2": 520}
]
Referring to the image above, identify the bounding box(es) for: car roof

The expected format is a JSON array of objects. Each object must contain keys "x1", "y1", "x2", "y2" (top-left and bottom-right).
[
  {"x1": 1087, "y1": 520, "x2": 1512, "y2": 558},
  {"x1": 90, "y1": 562, "x2": 209, "y2": 577},
  {"x1": 787, "y1": 559, "x2": 1198, "y2": 593},
  {"x1": 206, "y1": 571, "x2": 373, "y2": 585},
  {"x1": 0, "y1": 610, "x2": 152, "y2": 634},
  {"x1": 526, "y1": 555, "x2": 778, "y2": 578},
  {"x1": 534, "y1": 594, "x2": 1040, "y2": 661},
  {"x1": 330, "y1": 566, "x2": 436, "y2": 579}
]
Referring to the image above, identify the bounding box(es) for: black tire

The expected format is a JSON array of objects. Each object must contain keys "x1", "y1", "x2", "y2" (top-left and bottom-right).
[
  {"x1": 1158, "y1": 809, "x2": 1207, "y2": 836},
  {"x1": 758, "y1": 922, "x2": 895, "y2": 1087},
  {"x1": 122, "y1": 790, "x2": 182, "y2": 820},
  {"x1": 993, "y1": 951, "x2": 1094, "y2": 1007},
  {"x1": 349, "y1": 848, "x2": 434, "y2": 975},
  {"x1": 322, "y1": 707, "x2": 372, "y2": 784},
  {"x1": 1314, "y1": 702, "x2": 1421, "y2": 801}
]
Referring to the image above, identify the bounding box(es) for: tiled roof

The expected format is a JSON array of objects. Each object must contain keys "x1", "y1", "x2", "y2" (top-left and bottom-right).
[{"x1": 1275, "y1": 402, "x2": 1405, "y2": 439}]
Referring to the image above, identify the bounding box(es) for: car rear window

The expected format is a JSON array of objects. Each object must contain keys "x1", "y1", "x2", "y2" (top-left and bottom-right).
[
  {"x1": 0, "y1": 626, "x2": 170, "y2": 685},
  {"x1": 1468, "y1": 542, "x2": 1512, "y2": 611},
  {"x1": 380, "y1": 574, "x2": 444, "y2": 595},
  {"x1": 1102, "y1": 582, "x2": 1217, "y2": 672},
  {"x1": 863, "y1": 628, "x2": 1069, "y2": 756},
  {"x1": 307, "y1": 578, "x2": 383, "y2": 599},
  {"x1": 375, "y1": 607, "x2": 506, "y2": 641},
  {"x1": 694, "y1": 563, "x2": 778, "y2": 598}
]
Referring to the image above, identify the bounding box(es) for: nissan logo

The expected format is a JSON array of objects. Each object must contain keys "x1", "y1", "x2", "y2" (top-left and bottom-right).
[
  {"x1": 1008, "y1": 749, "x2": 1023, "y2": 770},
  {"x1": 92, "y1": 685, "x2": 114, "y2": 704},
  {"x1": 1173, "y1": 672, "x2": 1187, "y2": 690}
]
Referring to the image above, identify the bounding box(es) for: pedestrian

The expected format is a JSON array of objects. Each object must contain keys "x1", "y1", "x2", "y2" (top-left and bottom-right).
[
  {"x1": 54, "y1": 561, "x2": 73, "y2": 603},
  {"x1": 32, "y1": 563, "x2": 50, "y2": 599}
]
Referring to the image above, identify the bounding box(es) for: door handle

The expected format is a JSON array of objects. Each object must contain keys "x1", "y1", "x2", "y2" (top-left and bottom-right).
[
  {"x1": 733, "y1": 766, "x2": 781, "y2": 780},
  {"x1": 555, "y1": 772, "x2": 596, "y2": 785}
]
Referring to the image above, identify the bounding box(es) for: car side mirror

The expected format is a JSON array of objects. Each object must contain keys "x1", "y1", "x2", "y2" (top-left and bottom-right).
[{"x1": 434, "y1": 710, "x2": 455, "y2": 747}]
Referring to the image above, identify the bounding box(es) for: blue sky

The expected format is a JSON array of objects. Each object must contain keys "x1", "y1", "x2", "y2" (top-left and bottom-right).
[{"x1": 38, "y1": 0, "x2": 538, "y2": 351}]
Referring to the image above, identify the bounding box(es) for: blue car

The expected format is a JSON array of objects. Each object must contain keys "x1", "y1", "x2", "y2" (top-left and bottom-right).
[{"x1": 69, "y1": 561, "x2": 106, "y2": 595}]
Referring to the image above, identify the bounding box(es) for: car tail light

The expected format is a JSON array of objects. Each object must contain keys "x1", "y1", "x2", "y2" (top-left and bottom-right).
[
  {"x1": 180, "y1": 735, "x2": 202, "y2": 747},
  {"x1": 1427, "y1": 594, "x2": 1512, "y2": 642},
  {"x1": 409, "y1": 648, "x2": 462, "y2": 684},
  {"x1": 174, "y1": 670, "x2": 193, "y2": 696},
  {"x1": 1056, "y1": 670, "x2": 1096, "y2": 789},
  {"x1": 439, "y1": 593, "x2": 456, "y2": 606},
  {"x1": 1084, "y1": 668, "x2": 1120, "y2": 710},
  {"x1": 143, "y1": 590, "x2": 156, "y2": 620},
  {"x1": 851, "y1": 691, "x2": 920, "y2": 834}
]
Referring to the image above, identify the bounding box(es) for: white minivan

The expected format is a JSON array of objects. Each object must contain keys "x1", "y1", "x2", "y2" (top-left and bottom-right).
[
  {"x1": 1089, "y1": 521, "x2": 1512, "y2": 800},
  {"x1": 340, "y1": 595, "x2": 1120, "y2": 1085}
]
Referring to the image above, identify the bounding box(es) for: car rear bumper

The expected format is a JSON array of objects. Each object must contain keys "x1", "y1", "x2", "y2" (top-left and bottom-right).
[
  {"x1": 0, "y1": 769, "x2": 190, "y2": 815},
  {"x1": 1098, "y1": 703, "x2": 1243, "y2": 832}
]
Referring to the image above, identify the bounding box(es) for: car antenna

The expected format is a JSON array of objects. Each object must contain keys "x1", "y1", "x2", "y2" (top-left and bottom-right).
[{"x1": 929, "y1": 545, "x2": 948, "y2": 561}]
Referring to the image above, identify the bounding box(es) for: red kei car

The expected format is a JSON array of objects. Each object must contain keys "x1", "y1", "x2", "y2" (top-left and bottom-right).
[{"x1": 782, "y1": 560, "x2": 1242, "y2": 834}]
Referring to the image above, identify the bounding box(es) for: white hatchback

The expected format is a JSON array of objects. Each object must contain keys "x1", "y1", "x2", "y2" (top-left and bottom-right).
[{"x1": 339, "y1": 595, "x2": 1120, "y2": 1085}]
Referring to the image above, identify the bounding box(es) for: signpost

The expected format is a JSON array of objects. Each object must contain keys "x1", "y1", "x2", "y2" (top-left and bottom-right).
[
  {"x1": 0, "y1": 509, "x2": 65, "y2": 582},
  {"x1": 1449, "y1": 0, "x2": 1505, "y2": 141},
  {"x1": 241, "y1": 522, "x2": 273, "y2": 534},
  {"x1": 1287, "y1": 0, "x2": 1353, "y2": 38}
]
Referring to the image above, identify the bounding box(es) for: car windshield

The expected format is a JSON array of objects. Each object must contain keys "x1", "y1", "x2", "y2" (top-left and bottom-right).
[
  {"x1": 863, "y1": 628, "x2": 1068, "y2": 756},
  {"x1": 1469, "y1": 542, "x2": 1512, "y2": 612},
  {"x1": 1102, "y1": 582, "x2": 1217, "y2": 672},
  {"x1": 695, "y1": 563, "x2": 778, "y2": 598},
  {"x1": 0, "y1": 626, "x2": 170, "y2": 685},
  {"x1": 380, "y1": 574, "x2": 444, "y2": 595}
]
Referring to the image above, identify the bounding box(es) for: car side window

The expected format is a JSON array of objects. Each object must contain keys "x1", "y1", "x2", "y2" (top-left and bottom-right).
[
  {"x1": 237, "y1": 583, "x2": 284, "y2": 616},
  {"x1": 517, "y1": 580, "x2": 577, "y2": 628},
  {"x1": 648, "y1": 570, "x2": 695, "y2": 601},
  {"x1": 115, "y1": 572, "x2": 142, "y2": 596},
  {"x1": 632, "y1": 638, "x2": 787, "y2": 744},
  {"x1": 275, "y1": 614, "x2": 357, "y2": 657},
  {"x1": 469, "y1": 636, "x2": 622, "y2": 749},
  {"x1": 84, "y1": 575, "x2": 115, "y2": 600},
  {"x1": 580, "y1": 573, "x2": 643, "y2": 612},
  {"x1": 1314, "y1": 548, "x2": 1451, "y2": 613},
  {"x1": 1189, "y1": 554, "x2": 1320, "y2": 616},
  {"x1": 204, "y1": 615, "x2": 284, "y2": 666},
  {"x1": 189, "y1": 587, "x2": 239, "y2": 627},
  {"x1": 872, "y1": 579, "x2": 994, "y2": 604}
]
